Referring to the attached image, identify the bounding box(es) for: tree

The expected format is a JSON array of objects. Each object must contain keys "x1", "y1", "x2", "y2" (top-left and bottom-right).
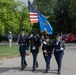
[
  {"x1": 15, "y1": 1, "x2": 31, "y2": 35},
  {"x1": 0, "y1": 0, "x2": 18, "y2": 35},
  {"x1": 0, "y1": 0, "x2": 30, "y2": 36},
  {"x1": 33, "y1": 0, "x2": 76, "y2": 34},
  {"x1": 69, "y1": 0, "x2": 76, "y2": 33},
  {"x1": 33, "y1": 0, "x2": 56, "y2": 16},
  {"x1": 33, "y1": 0, "x2": 56, "y2": 34},
  {"x1": 54, "y1": 0, "x2": 76, "y2": 33}
]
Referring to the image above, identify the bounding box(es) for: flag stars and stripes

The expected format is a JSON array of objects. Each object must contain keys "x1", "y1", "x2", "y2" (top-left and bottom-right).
[
  {"x1": 28, "y1": 1, "x2": 38, "y2": 23},
  {"x1": 29, "y1": 12, "x2": 38, "y2": 22}
]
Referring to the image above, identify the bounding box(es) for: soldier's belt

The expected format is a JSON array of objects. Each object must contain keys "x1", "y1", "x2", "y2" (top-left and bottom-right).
[
  {"x1": 31, "y1": 45, "x2": 39, "y2": 47},
  {"x1": 20, "y1": 44, "x2": 25, "y2": 46},
  {"x1": 43, "y1": 53, "x2": 48, "y2": 56},
  {"x1": 55, "y1": 49, "x2": 60, "y2": 51}
]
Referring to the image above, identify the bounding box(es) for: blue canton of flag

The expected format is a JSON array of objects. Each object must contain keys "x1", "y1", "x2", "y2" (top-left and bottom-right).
[
  {"x1": 38, "y1": 12, "x2": 53, "y2": 34},
  {"x1": 28, "y1": 0, "x2": 38, "y2": 23}
]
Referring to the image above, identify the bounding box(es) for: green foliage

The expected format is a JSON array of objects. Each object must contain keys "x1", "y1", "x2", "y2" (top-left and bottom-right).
[
  {"x1": 0, "y1": 0, "x2": 30, "y2": 36},
  {"x1": 33, "y1": 0, "x2": 56, "y2": 16},
  {"x1": 33, "y1": 0, "x2": 76, "y2": 34},
  {"x1": 0, "y1": 0, "x2": 76, "y2": 36},
  {"x1": 33, "y1": 0, "x2": 56, "y2": 34},
  {"x1": 54, "y1": 0, "x2": 74, "y2": 33}
]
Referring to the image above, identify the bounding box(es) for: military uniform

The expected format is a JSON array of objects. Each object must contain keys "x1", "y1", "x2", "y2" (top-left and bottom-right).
[
  {"x1": 42, "y1": 39, "x2": 53, "y2": 73},
  {"x1": 29, "y1": 31, "x2": 41, "y2": 71},
  {"x1": 52, "y1": 40, "x2": 65, "y2": 74},
  {"x1": 18, "y1": 32, "x2": 29, "y2": 70}
]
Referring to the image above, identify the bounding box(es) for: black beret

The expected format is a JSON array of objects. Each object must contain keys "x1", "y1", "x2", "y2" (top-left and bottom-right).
[
  {"x1": 32, "y1": 30, "x2": 36, "y2": 34},
  {"x1": 56, "y1": 34, "x2": 61, "y2": 38},
  {"x1": 45, "y1": 36, "x2": 49, "y2": 39},
  {"x1": 21, "y1": 28, "x2": 25, "y2": 32}
]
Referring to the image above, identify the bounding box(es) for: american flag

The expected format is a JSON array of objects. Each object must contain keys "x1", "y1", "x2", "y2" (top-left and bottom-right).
[{"x1": 28, "y1": 0, "x2": 38, "y2": 23}]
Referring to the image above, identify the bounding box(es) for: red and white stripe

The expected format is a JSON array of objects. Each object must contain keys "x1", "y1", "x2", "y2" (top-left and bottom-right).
[{"x1": 29, "y1": 12, "x2": 38, "y2": 23}]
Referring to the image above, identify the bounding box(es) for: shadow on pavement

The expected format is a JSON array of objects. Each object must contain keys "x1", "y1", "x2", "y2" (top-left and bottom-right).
[
  {"x1": 26, "y1": 67, "x2": 57, "y2": 74},
  {"x1": 0, "y1": 67, "x2": 20, "y2": 73},
  {"x1": 0, "y1": 63, "x2": 3, "y2": 65},
  {"x1": 0, "y1": 67, "x2": 58, "y2": 74},
  {"x1": 26, "y1": 67, "x2": 45, "y2": 73}
]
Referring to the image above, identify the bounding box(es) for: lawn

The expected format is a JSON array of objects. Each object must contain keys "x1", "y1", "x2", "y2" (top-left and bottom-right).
[{"x1": 0, "y1": 46, "x2": 19, "y2": 59}]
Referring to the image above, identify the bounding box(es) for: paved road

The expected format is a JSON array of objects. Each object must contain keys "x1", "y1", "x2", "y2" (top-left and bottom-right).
[{"x1": 0, "y1": 43, "x2": 76, "y2": 75}]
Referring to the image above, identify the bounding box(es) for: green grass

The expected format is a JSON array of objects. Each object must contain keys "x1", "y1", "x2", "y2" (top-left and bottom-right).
[{"x1": 0, "y1": 46, "x2": 19, "y2": 58}]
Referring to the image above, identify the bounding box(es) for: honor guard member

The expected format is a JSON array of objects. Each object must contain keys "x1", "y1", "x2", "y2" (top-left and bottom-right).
[
  {"x1": 29, "y1": 31, "x2": 41, "y2": 71},
  {"x1": 52, "y1": 35, "x2": 65, "y2": 74},
  {"x1": 18, "y1": 29, "x2": 29, "y2": 70},
  {"x1": 42, "y1": 36, "x2": 53, "y2": 73}
]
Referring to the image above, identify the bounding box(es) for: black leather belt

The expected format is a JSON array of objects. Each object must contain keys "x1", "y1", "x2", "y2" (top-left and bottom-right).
[
  {"x1": 20, "y1": 44, "x2": 25, "y2": 46},
  {"x1": 55, "y1": 49, "x2": 60, "y2": 51}
]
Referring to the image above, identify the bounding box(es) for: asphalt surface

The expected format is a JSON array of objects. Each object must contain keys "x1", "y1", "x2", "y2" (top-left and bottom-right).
[{"x1": 0, "y1": 43, "x2": 76, "y2": 75}]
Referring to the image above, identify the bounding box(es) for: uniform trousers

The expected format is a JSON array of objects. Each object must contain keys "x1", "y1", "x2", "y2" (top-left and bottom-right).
[
  {"x1": 19, "y1": 45, "x2": 27, "y2": 67},
  {"x1": 32, "y1": 52, "x2": 39, "y2": 70},
  {"x1": 43, "y1": 53, "x2": 52, "y2": 71},
  {"x1": 54, "y1": 51, "x2": 64, "y2": 71}
]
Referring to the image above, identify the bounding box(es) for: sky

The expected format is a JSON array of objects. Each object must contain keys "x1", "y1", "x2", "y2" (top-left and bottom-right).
[{"x1": 19, "y1": 0, "x2": 33, "y2": 5}]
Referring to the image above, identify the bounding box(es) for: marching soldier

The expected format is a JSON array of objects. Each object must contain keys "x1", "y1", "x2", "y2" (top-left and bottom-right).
[
  {"x1": 29, "y1": 30, "x2": 41, "y2": 71},
  {"x1": 52, "y1": 35, "x2": 65, "y2": 74},
  {"x1": 42, "y1": 36, "x2": 53, "y2": 73},
  {"x1": 18, "y1": 29, "x2": 29, "y2": 70}
]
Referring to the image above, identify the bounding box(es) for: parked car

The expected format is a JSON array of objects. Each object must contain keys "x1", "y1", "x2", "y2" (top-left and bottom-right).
[
  {"x1": 62, "y1": 33, "x2": 75, "y2": 43},
  {"x1": 74, "y1": 38, "x2": 76, "y2": 42}
]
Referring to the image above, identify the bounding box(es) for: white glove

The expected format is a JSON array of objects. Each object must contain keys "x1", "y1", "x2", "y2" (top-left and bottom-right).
[
  {"x1": 60, "y1": 47, "x2": 64, "y2": 50},
  {"x1": 44, "y1": 50, "x2": 47, "y2": 53},
  {"x1": 32, "y1": 46, "x2": 36, "y2": 50},
  {"x1": 43, "y1": 41, "x2": 47, "y2": 45},
  {"x1": 26, "y1": 50, "x2": 28, "y2": 52},
  {"x1": 30, "y1": 34, "x2": 33, "y2": 38}
]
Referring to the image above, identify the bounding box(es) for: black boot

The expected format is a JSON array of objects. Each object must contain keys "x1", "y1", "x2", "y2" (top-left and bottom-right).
[
  {"x1": 57, "y1": 70, "x2": 60, "y2": 74},
  {"x1": 45, "y1": 70, "x2": 48, "y2": 73},
  {"x1": 32, "y1": 68, "x2": 36, "y2": 72},
  {"x1": 20, "y1": 66, "x2": 26, "y2": 70}
]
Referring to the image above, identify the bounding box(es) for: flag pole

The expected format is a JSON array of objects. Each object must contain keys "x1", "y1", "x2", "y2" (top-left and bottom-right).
[
  {"x1": 61, "y1": 31, "x2": 63, "y2": 41},
  {"x1": 28, "y1": 0, "x2": 38, "y2": 33},
  {"x1": 28, "y1": 0, "x2": 32, "y2": 33},
  {"x1": 30, "y1": 23, "x2": 33, "y2": 32}
]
